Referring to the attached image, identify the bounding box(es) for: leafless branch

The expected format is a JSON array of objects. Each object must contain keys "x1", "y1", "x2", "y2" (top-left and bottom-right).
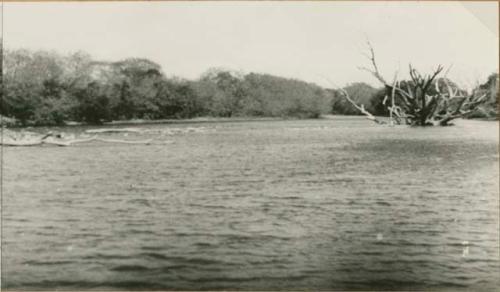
[
  {"x1": 358, "y1": 41, "x2": 388, "y2": 85},
  {"x1": 339, "y1": 88, "x2": 386, "y2": 124}
]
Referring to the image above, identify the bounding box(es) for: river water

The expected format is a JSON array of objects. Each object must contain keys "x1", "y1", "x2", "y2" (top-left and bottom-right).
[{"x1": 2, "y1": 117, "x2": 499, "y2": 290}]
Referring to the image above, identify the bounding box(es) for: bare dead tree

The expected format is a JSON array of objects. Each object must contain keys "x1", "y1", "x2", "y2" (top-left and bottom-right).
[{"x1": 347, "y1": 41, "x2": 488, "y2": 126}]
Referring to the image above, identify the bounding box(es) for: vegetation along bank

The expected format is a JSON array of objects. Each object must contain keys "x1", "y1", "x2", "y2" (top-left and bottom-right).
[{"x1": 1, "y1": 47, "x2": 498, "y2": 126}]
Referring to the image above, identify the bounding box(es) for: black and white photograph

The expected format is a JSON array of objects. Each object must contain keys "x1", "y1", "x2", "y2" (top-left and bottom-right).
[{"x1": 1, "y1": 1, "x2": 499, "y2": 290}]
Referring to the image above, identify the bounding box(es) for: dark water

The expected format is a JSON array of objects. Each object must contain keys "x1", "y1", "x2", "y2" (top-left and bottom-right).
[{"x1": 2, "y1": 117, "x2": 499, "y2": 290}]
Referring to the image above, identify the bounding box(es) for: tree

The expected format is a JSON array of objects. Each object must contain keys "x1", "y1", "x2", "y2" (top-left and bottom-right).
[
  {"x1": 467, "y1": 73, "x2": 499, "y2": 119},
  {"x1": 114, "y1": 58, "x2": 164, "y2": 119},
  {"x1": 196, "y1": 69, "x2": 247, "y2": 117},
  {"x1": 74, "y1": 82, "x2": 111, "y2": 124},
  {"x1": 344, "y1": 41, "x2": 488, "y2": 126},
  {"x1": 241, "y1": 73, "x2": 332, "y2": 118}
]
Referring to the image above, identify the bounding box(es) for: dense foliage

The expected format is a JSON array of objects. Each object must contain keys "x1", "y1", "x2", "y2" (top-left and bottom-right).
[
  {"x1": 1, "y1": 47, "x2": 497, "y2": 126},
  {"x1": 1, "y1": 49, "x2": 333, "y2": 126},
  {"x1": 467, "y1": 73, "x2": 499, "y2": 119}
]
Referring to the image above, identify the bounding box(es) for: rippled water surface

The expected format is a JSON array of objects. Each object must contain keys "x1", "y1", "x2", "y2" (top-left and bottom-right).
[{"x1": 2, "y1": 117, "x2": 499, "y2": 290}]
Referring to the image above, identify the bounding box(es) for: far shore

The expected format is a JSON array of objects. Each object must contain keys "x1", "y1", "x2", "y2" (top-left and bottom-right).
[
  {"x1": 1, "y1": 114, "x2": 497, "y2": 130},
  {"x1": 105, "y1": 115, "x2": 375, "y2": 126},
  {"x1": 2, "y1": 115, "x2": 371, "y2": 129}
]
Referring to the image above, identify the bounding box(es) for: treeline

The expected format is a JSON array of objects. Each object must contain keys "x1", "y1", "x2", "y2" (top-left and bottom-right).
[
  {"x1": 1, "y1": 47, "x2": 498, "y2": 126},
  {"x1": 1, "y1": 48, "x2": 334, "y2": 126}
]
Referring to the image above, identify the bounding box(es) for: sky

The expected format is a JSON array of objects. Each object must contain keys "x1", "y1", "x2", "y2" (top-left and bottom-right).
[{"x1": 2, "y1": 1, "x2": 498, "y2": 88}]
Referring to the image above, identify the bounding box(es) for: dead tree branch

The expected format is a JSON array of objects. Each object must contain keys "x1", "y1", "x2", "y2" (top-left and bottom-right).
[
  {"x1": 339, "y1": 88, "x2": 386, "y2": 124},
  {"x1": 357, "y1": 41, "x2": 388, "y2": 85}
]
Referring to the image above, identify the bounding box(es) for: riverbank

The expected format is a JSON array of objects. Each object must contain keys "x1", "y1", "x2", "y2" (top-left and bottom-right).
[
  {"x1": 2, "y1": 115, "x2": 345, "y2": 129},
  {"x1": 3, "y1": 113, "x2": 497, "y2": 129}
]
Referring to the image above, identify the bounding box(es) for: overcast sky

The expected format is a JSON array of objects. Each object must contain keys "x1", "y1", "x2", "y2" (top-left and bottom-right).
[{"x1": 2, "y1": 1, "x2": 498, "y2": 88}]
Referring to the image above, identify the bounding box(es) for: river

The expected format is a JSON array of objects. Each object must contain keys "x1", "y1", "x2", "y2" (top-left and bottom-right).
[{"x1": 2, "y1": 117, "x2": 499, "y2": 290}]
